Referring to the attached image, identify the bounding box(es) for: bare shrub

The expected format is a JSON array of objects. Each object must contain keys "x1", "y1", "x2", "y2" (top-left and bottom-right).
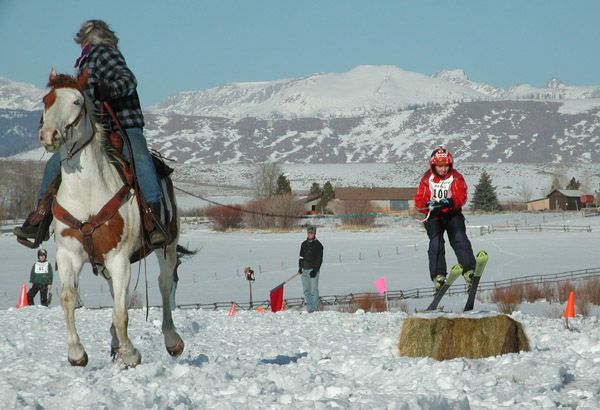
[
  {"x1": 490, "y1": 285, "x2": 521, "y2": 314},
  {"x1": 577, "y1": 301, "x2": 591, "y2": 317},
  {"x1": 252, "y1": 162, "x2": 282, "y2": 199},
  {"x1": 338, "y1": 200, "x2": 376, "y2": 227},
  {"x1": 269, "y1": 194, "x2": 304, "y2": 229},
  {"x1": 205, "y1": 205, "x2": 243, "y2": 231},
  {"x1": 179, "y1": 206, "x2": 207, "y2": 218},
  {"x1": 0, "y1": 160, "x2": 43, "y2": 220},
  {"x1": 244, "y1": 195, "x2": 304, "y2": 230},
  {"x1": 577, "y1": 278, "x2": 600, "y2": 305},
  {"x1": 244, "y1": 199, "x2": 273, "y2": 229},
  {"x1": 351, "y1": 293, "x2": 387, "y2": 313},
  {"x1": 557, "y1": 281, "x2": 574, "y2": 303},
  {"x1": 522, "y1": 283, "x2": 544, "y2": 303},
  {"x1": 541, "y1": 282, "x2": 558, "y2": 303}
]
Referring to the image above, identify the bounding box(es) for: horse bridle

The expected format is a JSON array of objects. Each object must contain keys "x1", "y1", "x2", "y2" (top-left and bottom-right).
[{"x1": 57, "y1": 91, "x2": 94, "y2": 161}]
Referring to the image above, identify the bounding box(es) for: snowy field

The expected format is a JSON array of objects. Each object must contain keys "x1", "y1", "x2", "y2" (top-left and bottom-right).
[{"x1": 2, "y1": 211, "x2": 600, "y2": 409}]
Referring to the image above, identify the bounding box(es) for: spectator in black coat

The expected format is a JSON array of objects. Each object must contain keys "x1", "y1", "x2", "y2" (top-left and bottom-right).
[{"x1": 298, "y1": 226, "x2": 324, "y2": 312}]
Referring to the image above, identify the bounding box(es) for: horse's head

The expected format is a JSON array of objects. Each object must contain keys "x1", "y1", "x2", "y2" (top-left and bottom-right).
[{"x1": 40, "y1": 69, "x2": 90, "y2": 152}]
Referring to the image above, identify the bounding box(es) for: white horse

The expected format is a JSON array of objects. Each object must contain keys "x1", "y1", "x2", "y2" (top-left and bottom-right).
[{"x1": 39, "y1": 70, "x2": 188, "y2": 367}]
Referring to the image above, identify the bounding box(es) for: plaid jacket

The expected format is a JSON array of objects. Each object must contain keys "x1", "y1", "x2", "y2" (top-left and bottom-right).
[{"x1": 80, "y1": 45, "x2": 145, "y2": 130}]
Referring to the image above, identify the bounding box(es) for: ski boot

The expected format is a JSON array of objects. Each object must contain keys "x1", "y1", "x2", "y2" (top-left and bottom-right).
[
  {"x1": 434, "y1": 274, "x2": 446, "y2": 291},
  {"x1": 462, "y1": 269, "x2": 475, "y2": 288}
]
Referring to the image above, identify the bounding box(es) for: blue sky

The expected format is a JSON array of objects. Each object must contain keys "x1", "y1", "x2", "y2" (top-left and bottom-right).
[{"x1": 1, "y1": 0, "x2": 599, "y2": 106}]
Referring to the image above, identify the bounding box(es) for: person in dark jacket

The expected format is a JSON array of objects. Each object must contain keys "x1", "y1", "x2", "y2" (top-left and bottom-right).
[
  {"x1": 27, "y1": 248, "x2": 54, "y2": 306},
  {"x1": 13, "y1": 19, "x2": 166, "y2": 247},
  {"x1": 298, "y1": 226, "x2": 324, "y2": 312}
]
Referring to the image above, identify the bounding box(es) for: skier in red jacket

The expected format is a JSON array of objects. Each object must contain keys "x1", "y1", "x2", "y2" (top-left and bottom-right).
[{"x1": 414, "y1": 147, "x2": 476, "y2": 290}]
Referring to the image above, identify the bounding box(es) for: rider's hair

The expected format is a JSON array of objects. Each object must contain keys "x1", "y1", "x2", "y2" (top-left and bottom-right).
[{"x1": 74, "y1": 20, "x2": 119, "y2": 47}]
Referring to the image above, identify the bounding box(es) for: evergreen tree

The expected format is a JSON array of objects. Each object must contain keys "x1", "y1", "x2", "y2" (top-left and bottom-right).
[
  {"x1": 471, "y1": 171, "x2": 499, "y2": 212},
  {"x1": 275, "y1": 173, "x2": 292, "y2": 195},
  {"x1": 317, "y1": 181, "x2": 335, "y2": 213},
  {"x1": 308, "y1": 182, "x2": 322, "y2": 197},
  {"x1": 565, "y1": 177, "x2": 581, "y2": 190}
]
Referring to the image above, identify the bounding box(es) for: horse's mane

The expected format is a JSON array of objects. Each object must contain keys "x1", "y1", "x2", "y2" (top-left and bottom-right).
[
  {"x1": 47, "y1": 74, "x2": 83, "y2": 91},
  {"x1": 46, "y1": 72, "x2": 121, "y2": 166}
]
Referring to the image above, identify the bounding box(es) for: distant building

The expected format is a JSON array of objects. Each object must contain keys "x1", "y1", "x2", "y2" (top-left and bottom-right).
[
  {"x1": 301, "y1": 194, "x2": 322, "y2": 214},
  {"x1": 334, "y1": 187, "x2": 418, "y2": 214},
  {"x1": 527, "y1": 189, "x2": 585, "y2": 211}
]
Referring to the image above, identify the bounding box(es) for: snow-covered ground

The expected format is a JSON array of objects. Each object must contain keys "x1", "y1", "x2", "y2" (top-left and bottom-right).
[{"x1": 2, "y1": 212, "x2": 600, "y2": 409}]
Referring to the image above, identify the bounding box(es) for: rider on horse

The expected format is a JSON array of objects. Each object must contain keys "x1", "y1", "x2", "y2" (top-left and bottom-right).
[{"x1": 14, "y1": 19, "x2": 167, "y2": 248}]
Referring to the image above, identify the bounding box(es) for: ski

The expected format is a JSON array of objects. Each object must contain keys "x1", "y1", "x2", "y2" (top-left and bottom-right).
[
  {"x1": 463, "y1": 250, "x2": 489, "y2": 312},
  {"x1": 423, "y1": 263, "x2": 464, "y2": 311}
]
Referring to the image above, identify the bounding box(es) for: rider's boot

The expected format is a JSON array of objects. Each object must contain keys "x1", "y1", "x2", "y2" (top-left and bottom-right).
[
  {"x1": 13, "y1": 176, "x2": 60, "y2": 248},
  {"x1": 13, "y1": 200, "x2": 53, "y2": 248},
  {"x1": 146, "y1": 202, "x2": 168, "y2": 247}
]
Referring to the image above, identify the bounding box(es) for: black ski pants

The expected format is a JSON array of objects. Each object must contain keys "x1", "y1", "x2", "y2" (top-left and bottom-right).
[
  {"x1": 424, "y1": 212, "x2": 476, "y2": 281},
  {"x1": 27, "y1": 283, "x2": 49, "y2": 306}
]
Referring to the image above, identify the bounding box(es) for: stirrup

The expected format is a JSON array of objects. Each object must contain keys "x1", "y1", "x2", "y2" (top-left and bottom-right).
[
  {"x1": 15, "y1": 223, "x2": 51, "y2": 249},
  {"x1": 148, "y1": 228, "x2": 167, "y2": 247}
]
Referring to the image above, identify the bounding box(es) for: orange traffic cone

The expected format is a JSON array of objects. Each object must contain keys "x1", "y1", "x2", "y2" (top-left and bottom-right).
[
  {"x1": 564, "y1": 291, "x2": 575, "y2": 318},
  {"x1": 16, "y1": 284, "x2": 29, "y2": 308},
  {"x1": 228, "y1": 303, "x2": 236, "y2": 316}
]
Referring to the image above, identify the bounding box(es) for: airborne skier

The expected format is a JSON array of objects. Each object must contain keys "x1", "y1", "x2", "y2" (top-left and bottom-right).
[{"x1": 414, "y1": 146, "x2": 477, "y2": 291}]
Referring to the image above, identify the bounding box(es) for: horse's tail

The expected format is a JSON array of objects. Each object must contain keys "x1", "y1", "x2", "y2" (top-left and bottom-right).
[{"x1": 176, "y1": 244, "x2": 197, "y2": 258}]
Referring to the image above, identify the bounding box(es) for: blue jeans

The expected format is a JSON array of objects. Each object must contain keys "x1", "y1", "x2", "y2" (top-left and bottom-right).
[
  {"x1": 39, "y1": 127, "x2": 163, "y2": 204},
  {"x1": 301, "y1": 270, "x2": 320, "y2": 312}
]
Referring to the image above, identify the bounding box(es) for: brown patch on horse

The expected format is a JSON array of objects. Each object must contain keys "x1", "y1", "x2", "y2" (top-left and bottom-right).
[
  {"x1": 61, "y1": 213, "x2": 125, "y2": 263},
  {"x1": 42, "y1": 89, "x2": 57, "y2": 110},
  {"x1": 43, "y1": 71, "x2": 88, "y2": 110}
]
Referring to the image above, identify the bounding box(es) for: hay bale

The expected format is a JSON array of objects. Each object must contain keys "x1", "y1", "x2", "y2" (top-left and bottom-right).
[{"x1": 398, "y1": 314, "x2": 529, "y2": 360}]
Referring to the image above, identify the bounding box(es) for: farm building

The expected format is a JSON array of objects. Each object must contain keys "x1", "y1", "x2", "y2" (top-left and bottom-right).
[
  {"x1": 527, "y1": 190, "x2": 588, "y2": 211},
  {"x1": 333, "y1": 187, "x2": 417, "y2": 214}
]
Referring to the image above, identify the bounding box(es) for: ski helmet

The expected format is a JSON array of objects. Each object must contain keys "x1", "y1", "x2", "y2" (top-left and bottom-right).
[
  {"x1": 38, "y1": 248, "x2": 48, "y2": 258},
  {"x1": 430, "y1": 146, "x2": 453, "y2": 167}
]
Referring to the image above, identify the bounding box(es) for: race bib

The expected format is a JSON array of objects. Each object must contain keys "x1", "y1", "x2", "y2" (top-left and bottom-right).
[
  {"x1": 429, "y1": 175, "x2": 454, "y2": 200},
  {"x1": 34, "y1": 261, "x2": 49, "y2": 274}
]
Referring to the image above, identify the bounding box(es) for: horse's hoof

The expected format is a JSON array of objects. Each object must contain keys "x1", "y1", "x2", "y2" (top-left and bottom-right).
[
  {"x1": 110, "y1": 347, "x2": 118, "y2": 360},
  {"x1": 68, "y1": 352, "x2": 88, "y2": 367},
  {"x1": 166, "y1": 339, "x2": 185, "y2": 357}
]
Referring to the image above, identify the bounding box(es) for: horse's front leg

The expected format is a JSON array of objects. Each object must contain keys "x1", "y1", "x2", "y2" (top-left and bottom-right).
[
  {"x1": 57, "y1": 251, "x2": 88, "y2": 366},
  {"x1": 105, "y1": 256, "x2": 141, "y2": 367},
  {"x1": 157, "y1": 244, "x2": 184, "y2": 357},
  {"x1": 104, "y1": 276, "x2": 120, "y2": 358}
]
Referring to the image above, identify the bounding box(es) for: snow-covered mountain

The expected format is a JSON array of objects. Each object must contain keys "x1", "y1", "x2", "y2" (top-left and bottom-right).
[
  {"x1": 0, "y1": 76, "x2": 44, "y2": 111},
  {"x1": 147, "y1": 65, "x2": 488, "y2": 119},
  {"x1": 148, "y1": 65, "x2": 600, "y2": 119},
  {"x1": 435, "y1": 69, "x2": 600, "y2": 101},
  {"x1": 3, "y1": 66, "x2": 600, "y2": 164},
  {"x1": 142, "y1": 99, "x2": 600, "y2": 164}
]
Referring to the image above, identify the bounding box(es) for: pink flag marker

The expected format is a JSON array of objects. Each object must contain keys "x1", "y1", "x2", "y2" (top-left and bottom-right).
[{"x1": 374, "y1": 276, "x2": 387, "y2": 295}]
